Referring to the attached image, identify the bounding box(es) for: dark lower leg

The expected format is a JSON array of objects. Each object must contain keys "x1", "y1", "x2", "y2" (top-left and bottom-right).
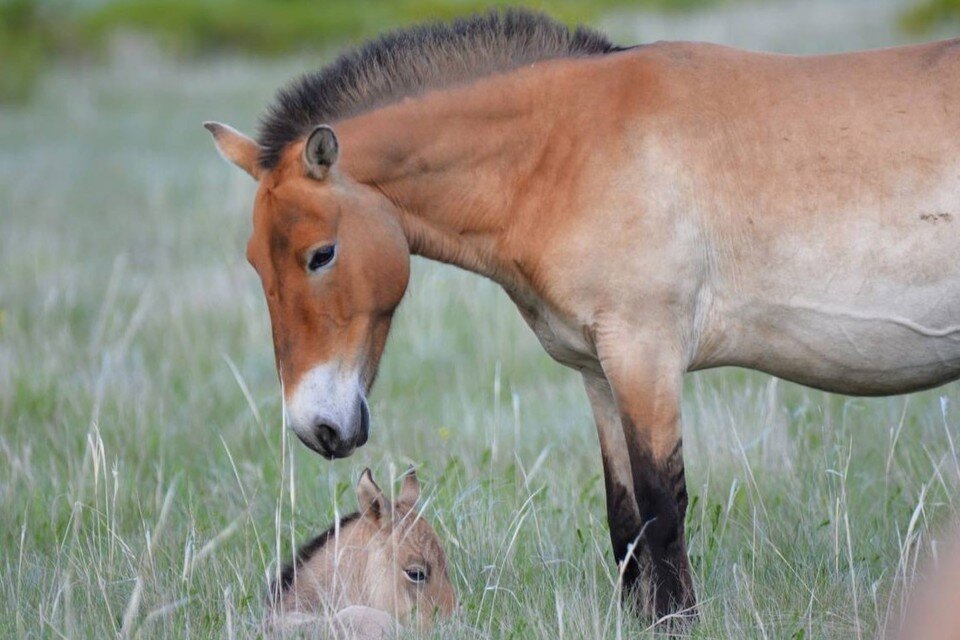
[{"x1": 625, "y1": 435, "x2": 695, "y2": 618}]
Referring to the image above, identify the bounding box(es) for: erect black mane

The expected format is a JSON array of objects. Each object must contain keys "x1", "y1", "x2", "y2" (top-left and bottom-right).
[
  {"x1": 271, "y1": 511, "x2": 359, "y2": 602},
  {"x1": 257, "y1": 9, "x2": 622, "y2": 169}
]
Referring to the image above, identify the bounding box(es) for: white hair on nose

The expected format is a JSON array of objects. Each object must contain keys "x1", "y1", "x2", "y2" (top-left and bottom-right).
[{"x1": 284, "y1": 360, "x2": 362, "y2": 445}]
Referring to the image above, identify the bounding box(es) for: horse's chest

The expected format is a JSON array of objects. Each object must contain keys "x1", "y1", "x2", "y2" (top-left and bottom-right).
[{"x1": 519, "y1": 301, "x2": 597, "y2": 371}]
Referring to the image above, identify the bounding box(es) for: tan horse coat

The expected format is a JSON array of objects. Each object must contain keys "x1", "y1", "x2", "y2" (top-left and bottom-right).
[{"x1": 209, "y1": 21, "x2": 960, "y2": 617}]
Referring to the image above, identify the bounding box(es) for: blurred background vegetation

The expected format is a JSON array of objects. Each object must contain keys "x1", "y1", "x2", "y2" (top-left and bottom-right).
[
  {"x1": 0, "y1": 0, "x2": 702, "y2": 104},
  {"x1": 1, "y1": 0, "x2": 955, "y2": 105},
  {"x1": 901, "y1": 0, "x2": 960, "y2": 30}
]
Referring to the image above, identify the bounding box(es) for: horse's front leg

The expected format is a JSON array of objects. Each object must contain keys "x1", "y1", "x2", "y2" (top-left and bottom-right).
[{"x1": 599, "y1": 341, "x2": 695, "y2": 620}]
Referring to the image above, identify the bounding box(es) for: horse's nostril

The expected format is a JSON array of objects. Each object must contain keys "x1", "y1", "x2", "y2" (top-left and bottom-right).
[{"x1": 315, "y1": 423, "x2": 339, "y2": 449}]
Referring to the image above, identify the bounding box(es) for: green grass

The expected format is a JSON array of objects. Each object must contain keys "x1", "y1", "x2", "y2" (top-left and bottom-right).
[
  {"x1": 0, "y1": 0, "x2": 63, "y2": 103},
  {"x1": 2, "y1": 48, "x2": 960, "y2": 639},
  {"x1": 0, "y1": 0, "x2": 718, "y2": 104},
  {"x1": 79, "y1": 0, "x2": 667, "y2": 56},
  {"x1": 901, "y1": 0, "x2": 960, "y2": 31}
]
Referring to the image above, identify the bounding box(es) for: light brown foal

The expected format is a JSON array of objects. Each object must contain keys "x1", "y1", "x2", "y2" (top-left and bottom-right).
[
  {"x1": 207, "y1": 10, "x2": 960, "y2": 619},
  {"x1": 272, "y1": 469, "x2": 456, "y2": 634}
]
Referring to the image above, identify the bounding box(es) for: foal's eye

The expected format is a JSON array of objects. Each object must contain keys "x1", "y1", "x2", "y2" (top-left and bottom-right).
[
  {"x1": 307, "y1": 244, "x2": 336, "y2": 272},
  {"x1": 404, "y1": 566, "x2": 429, "y2": 584}
]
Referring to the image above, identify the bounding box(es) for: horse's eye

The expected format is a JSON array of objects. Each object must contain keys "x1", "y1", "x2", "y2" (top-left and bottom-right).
[
  {"x1": 404, "y1": 566, "x2": 429, "y2": 584},
  {"x1": 307, "y1": 244, "x2": 336, "y2": 272}
]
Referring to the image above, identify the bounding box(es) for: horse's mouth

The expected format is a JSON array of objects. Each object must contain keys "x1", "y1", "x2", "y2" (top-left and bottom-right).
[
  {"x1": 293, "y1": 398, "x2": 369, "y2": 459},
  {"x1": 295, "y1": 431, "x2": 355, "y2": 459}
]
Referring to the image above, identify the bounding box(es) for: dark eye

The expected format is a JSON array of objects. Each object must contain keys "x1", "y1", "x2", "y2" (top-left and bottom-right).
[
  {"x1": 307, "y1": 244, "x2": 336, "y2": 272},
  {"x1": 404, "y1": 566, "x2": 429, "y2": 584}
]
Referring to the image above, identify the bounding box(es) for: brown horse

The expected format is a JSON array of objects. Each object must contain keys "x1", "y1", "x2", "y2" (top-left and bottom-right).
[
  {"x1": 271, "y1": 469, "x2": 456, "y2": 636},
  {"x1": 205, "y1": 9, "x2": 960, "y2": 619}
]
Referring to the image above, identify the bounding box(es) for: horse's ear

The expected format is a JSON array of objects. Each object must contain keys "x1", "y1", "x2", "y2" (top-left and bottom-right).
[
  {"x1": 302, "y1": 125, "x2": 339, "y2": 180},
  {"x1": 204, "y1": 121, "x2": 263, "y2": 180},
  {"x1": 400, "y1": 467, "x2": 420, "y2": 504},
  {"x1": 357, "y1": 468, "x2": 388, "y2": 522}
]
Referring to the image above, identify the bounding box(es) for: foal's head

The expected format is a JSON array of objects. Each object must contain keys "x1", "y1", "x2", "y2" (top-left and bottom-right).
[
  {"x1": 206, "y1": 123, "x2": 409, "y2": 458},
  {"x1": 273, "y1": 469, "x2": 456, "y2": 629}
]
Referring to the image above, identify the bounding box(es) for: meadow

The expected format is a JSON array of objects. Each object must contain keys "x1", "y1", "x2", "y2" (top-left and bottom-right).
[
  {"x1": 3, "y1": 11, "x2": 960, "y2": 640},
  {"x1": 0, "y1": 0, "x2": 709, "y2": 104}
]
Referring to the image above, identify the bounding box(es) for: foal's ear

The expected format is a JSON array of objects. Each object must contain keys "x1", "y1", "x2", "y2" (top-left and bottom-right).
[
  {"x1": 357, "y1": 468, "x2": 388, "y2": 522},
  {"x1": 203, "y1": 121, "x2": 263, "y2": 180},
  {"x1": 302, "y1": 125, "x2": 339, "y2": 180},
  {"x1": 400, "y1": 467, "x2": 420, "y2": 504}
]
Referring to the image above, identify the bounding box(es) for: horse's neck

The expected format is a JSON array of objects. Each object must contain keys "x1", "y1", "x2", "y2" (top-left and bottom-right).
[{"x1": 337, "y1": 67, "x2": 570, "y2": 289}]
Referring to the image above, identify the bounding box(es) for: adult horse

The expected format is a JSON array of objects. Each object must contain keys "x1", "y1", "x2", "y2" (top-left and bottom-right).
[{"x1": 205, "y1": 10, "x2": 960, "y2": 618}]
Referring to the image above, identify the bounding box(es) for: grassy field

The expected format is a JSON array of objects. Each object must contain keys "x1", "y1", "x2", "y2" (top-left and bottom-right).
[
  {"x1": 3, "y1": 30, "x2": 960, "y2": 640},
  {"x1": 0, "y1": 0, "x2": 716, "y2": 104}
]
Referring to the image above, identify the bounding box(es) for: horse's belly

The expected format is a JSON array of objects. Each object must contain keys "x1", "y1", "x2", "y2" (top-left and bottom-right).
[
  {"x1": 723, "y1": 287, "x2": 960, "y2": 396},
  {"x1": 705, "y1": 172, "x2": 960, "y2": 395}
]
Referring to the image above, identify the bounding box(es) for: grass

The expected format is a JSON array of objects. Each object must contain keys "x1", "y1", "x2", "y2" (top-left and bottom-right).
[
  {"x1": 901, "y1": 0, "x2": 960, "y2": 31},
  {"x1": 2, "y1": 44, "x2": 960, "y2": 639},
  {"x1": 0, "y1": 0, "x2": 63, "y2": 103},
  {"x1": 80, "y1": 0, "x2": 711, "y2": 56},
  {"x1": 0, "y1": 0, "x2": 718, "y2": 104}
]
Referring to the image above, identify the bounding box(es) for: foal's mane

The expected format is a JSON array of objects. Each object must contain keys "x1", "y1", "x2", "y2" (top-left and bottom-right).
[{"x1": 257, "y1": 9, "x2": 622, "y2": 169}]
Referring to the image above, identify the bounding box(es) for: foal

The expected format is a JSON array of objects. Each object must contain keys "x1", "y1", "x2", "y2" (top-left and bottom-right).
[{"x1": 271, "y1": 469, "x2": 456, "y2": 635}]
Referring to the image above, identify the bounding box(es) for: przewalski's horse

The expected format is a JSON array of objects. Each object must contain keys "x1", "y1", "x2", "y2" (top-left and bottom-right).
[
  {"x1": 205, "y1": 9, "x2": 960, "y2": 619},
  {"x1": 272, "y1": 469, "x2": 456, "y2": 635}
]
